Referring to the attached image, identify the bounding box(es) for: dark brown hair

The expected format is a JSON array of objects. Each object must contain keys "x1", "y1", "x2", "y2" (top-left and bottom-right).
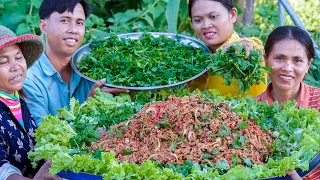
[
  {"x1": 39, "y1": 0, "x2": 90, "y2": 19},
  {"x1": 265, "y1": 26, "x2": 315, "y2": 62},
  {"x1": 188, "y1": 0, "x2": 234, "y2": 18}
]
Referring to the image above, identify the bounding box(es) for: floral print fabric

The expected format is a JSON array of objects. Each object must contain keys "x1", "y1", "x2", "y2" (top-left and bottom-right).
[{"x1": 0, "y1": 98, "x2": 38, "y2": 178}]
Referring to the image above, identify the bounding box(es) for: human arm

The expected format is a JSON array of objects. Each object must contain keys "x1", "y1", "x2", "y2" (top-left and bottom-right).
[
  {"x1": 7, "y1": 174, "x2": 30, "y2": 180},
  {"x1": 286, "y1": 170, "x2": 302, "y2": 180},
  {"x1": 0, "y1": 163, "x2": 24, "y2": 180},
  {"x1": 6, "y1": 160, "x2": 61, "y2": 180}
]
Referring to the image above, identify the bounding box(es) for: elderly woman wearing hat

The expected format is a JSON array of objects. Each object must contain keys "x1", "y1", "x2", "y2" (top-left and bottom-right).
[{"x1": 0, "y1": 26, "x2": 61, "y2": 179}]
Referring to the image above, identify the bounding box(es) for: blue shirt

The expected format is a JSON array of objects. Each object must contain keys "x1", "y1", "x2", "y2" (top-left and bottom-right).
[
  {"x1": 0, "y1": 98, "x2": 38, "y2": 177},
  {"x1": 23, "y1": 53, "x2": 93, "y2": 125}
]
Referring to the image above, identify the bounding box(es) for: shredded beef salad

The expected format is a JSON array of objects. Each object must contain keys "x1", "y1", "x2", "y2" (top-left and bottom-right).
[{"x1": 91, "y1": 95, "x2": 273, "y2": 167}]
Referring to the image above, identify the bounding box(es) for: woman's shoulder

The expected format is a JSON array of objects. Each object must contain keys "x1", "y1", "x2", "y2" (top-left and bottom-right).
[
  {"x1": 256, "y1": 83, "x2": 272, "y2": 102},
  {"x1": 303, "y1": 83, "x2": 320, "y2": 96},
  {"x1": 302, "y1": 83, "x2": 320, "y2": 111},
  {"x1": 306, "y1": 84, "x2": 320, "y2": 91}
]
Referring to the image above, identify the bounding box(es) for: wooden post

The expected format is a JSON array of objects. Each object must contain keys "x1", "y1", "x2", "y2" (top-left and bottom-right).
[
  {"x1": 243, "y1": 0, "x2": 254, "y2": 26},
  {"x1": 236, "y1": 0, "x2": 245, "y2": 24}
]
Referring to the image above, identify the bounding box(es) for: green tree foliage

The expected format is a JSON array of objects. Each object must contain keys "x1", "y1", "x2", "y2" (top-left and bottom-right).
[{"x1": 0, "y1": 0, "x2": 41, "y2": 35}]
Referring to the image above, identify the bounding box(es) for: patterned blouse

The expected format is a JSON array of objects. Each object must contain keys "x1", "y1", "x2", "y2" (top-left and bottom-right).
[{"x1": 0, "y1": 98, "x2": 38, "y2": 178}]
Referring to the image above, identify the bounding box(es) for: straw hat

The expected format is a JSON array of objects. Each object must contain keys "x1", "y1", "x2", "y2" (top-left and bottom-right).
[{"x1": 0, "y1": 25, "x2": 44, "y2": 68}]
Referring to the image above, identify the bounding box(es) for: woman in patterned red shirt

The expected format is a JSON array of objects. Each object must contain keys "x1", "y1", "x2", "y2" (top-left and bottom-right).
[
  {"x1": 257, "y1": 26, "x2": 320, "y2": 180},
  {"x1": 256, "y1": 26, "x2": 319, "y2": 111}
]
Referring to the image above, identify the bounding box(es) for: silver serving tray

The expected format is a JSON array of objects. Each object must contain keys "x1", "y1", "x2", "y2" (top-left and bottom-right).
[{"x1": 71, "y1": 32, "x2": 210, "y2": 91}]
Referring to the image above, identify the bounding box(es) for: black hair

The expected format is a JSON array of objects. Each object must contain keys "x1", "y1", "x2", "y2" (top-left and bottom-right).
[
  {"x1": 39, "y1": 0, "x2": 90, "y2": 19},
  {"x1": 265, "y1": 26, "x2": 315, "y2": 62},
  {"x1": 188, "y1": 0, "x2": 234, "y2": 18}
]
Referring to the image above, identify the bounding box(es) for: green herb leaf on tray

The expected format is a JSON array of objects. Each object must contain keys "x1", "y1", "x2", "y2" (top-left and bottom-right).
[
  {"x1": 217, "y1": 125, "x2": 231, "y2": 137},
  {"x1": 78, "y1": 33, "x2": 207, "y2": 87},
  {"x1": 207, "y1": 43, "x2": 271, "y2": 94},
  {"x1": 122, "y1": 148, "x2": 133, "y2": 155}
]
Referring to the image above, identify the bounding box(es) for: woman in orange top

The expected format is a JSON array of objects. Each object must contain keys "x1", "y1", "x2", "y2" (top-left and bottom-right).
[
  {"x1": 188, "y1": 0, "x2": 267, "y2": 96},
  {"x1": 257, "y1": 26, "x2": 320, "y2": 180}
]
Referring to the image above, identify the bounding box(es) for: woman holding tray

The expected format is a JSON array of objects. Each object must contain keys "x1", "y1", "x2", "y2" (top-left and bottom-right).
[
  {"x1": 0, "y1": 25, "x2": 61, "y2": 179},
  {"x1": 188, "y1": 0, "x2": 267, "y2": 96},
  {"x1": 257, "y1": 26, "x2": 319, "y2": 179}
]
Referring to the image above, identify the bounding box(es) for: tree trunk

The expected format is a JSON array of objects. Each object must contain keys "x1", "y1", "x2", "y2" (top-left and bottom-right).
[
  {"x1": 243, "y1": 0, "x2": 254, "y2": 26},
  {"x1": 236, "y1": 0, "x2": 245, "y2": 24}
]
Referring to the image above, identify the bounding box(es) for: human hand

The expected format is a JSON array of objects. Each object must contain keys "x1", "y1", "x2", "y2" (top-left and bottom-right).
[
  {"x1": 222, "y1": 40, "x2": 254, "y2": 58},
  {"x1": 33, "y1": 160, "x2": 62, "y2": 180},
  {"x1": 286, "y1": 170, "x2": 302, "y2": 180},
  {"x1": 87, "y1": 78, "x2": 129, "y2": 98}
]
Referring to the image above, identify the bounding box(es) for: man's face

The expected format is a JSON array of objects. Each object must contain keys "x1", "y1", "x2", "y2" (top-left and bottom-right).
[{"x1": 40, "y1": 3, "x2": 86, "y2": 58}]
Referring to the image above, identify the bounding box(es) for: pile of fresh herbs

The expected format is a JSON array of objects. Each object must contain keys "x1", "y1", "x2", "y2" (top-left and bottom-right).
[
  {"x1": 207, "y1": 43, "x2": 271, "y2": 94},
  {"x1": 78, "y1": 34, "x2": 270, "y2": 94},
  {"x1": 28, "y1": 89, "x2": 320, "y2": 179},
  {"x1": 78, "y1": 33, "x2": 207, "y2": 87}
]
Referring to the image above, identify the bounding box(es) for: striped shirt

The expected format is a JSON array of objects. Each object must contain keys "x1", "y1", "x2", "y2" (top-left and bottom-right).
[
  {"x1": 0, "y1": 91, "x2": 24, "y2": 129},
  {"x1": 256, "y1": 82, "x2": 320, "y2": 111},
  {"x1": 304, "y1": 165, "x2": 320, "y2": 180}
]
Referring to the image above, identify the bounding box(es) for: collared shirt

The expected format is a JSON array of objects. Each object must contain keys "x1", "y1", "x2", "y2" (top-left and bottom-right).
[
  {"x1": 188, "y1": 31, "x2": 267, "y2": 97},
  {"x1": 23, "y1": 53, "x2": 93, "y2": 125},
  {"x1": 256, "y1": 82, "x2": 320, "y2": 111},
  {"x1": 0, "y1": 98, "x2": 38, "y2": 178}
]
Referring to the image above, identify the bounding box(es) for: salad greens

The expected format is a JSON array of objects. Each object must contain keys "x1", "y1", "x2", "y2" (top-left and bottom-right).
[
  {"x1": 78, "y1": 33, "x2": 208, "y2": 87},
  {"x1": 207, "y1": 43, "x2": 271, "y2": 94},
  {"x1": 78, "y1": 34, "x2": 269, "y2": 95},
  {"x1": 28, "y1": 89, "x2": 320, "y2": 179}
]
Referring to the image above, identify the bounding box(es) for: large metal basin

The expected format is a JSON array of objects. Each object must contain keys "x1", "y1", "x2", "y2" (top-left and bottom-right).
[{"x1": 71, "y1": 32, "x2": 210, "y2": 91}]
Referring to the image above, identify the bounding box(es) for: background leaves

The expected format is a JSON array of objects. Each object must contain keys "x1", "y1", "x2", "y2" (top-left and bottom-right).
[{"x1": 166, "y1": 0, "x2": 180, "y2": 33}]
